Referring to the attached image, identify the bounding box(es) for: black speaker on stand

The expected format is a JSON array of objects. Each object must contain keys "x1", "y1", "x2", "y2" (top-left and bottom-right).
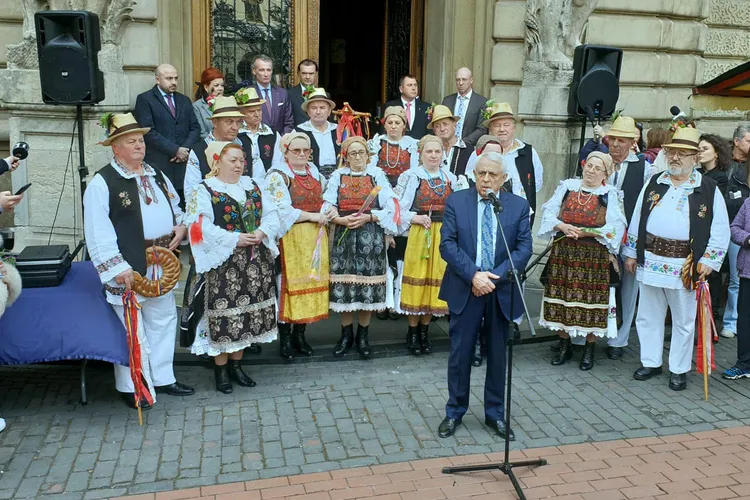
[
  {"x1": 568, "y1": 45, "x2": 623, "y2": 177},
  {"x1": 35, "y1": 10, "x2": 105, "y2": 256}
]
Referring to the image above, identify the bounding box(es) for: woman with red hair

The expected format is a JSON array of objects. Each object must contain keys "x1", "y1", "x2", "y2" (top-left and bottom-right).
[{"x1": 193, "y1": 67, "x2": 225, "y2": 140}]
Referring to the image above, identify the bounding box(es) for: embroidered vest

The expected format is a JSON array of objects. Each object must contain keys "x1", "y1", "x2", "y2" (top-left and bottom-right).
[
  {"x1": 192, "y1": 135, "x2": 254, "y2": 179},
  {"x1": 98, "y1": 164, "x2": 175, "y2": 275},
  {"x1": 257, "y1": 133, "x2": 277, "y2": 171},
  {"x1": 619, "y1": 157, "x2": 646, "y2": 223},
  {"x1": 515, "y1": 144, "x2": 536, "y2": 213},
  {"x1": 636, "y1": 173, "x2": 716, "y2": 284},
  {"x1": 202, "y1": 181, "x2": 263, "y2": 233},
  {"x1": 337, "y1": 174, "x2": 380, "y2": 215},
  {"x1": 297, "y1": 127, "x2": 340, "y2": 178},
  {"x1": 443, "y1": 145, "x2": 473, "y2": 177},
  {"x1": 377, "y1": 140, "x2": 412, "y2": 187},
  {"x1": 559, "y1": 190, "x2": 607, "y2": 228},
  {"x1": 411, "y1": 178, "x2": 453, "y2": 221},
  {"x1": 269, "y1": 169, "x2": 323, "y2": 212}
]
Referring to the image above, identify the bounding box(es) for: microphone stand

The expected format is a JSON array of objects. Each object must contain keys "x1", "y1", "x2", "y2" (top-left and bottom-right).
[{"x1": 442, "y1": 196, "x2": 547, "y2": 500}]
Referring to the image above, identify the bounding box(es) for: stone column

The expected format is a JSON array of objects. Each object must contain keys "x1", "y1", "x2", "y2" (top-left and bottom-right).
[{"x1": 0, "y1": 0, "x2": 136, "y2": 249}]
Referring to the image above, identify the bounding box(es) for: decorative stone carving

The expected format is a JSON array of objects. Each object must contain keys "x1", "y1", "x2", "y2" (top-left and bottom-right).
[
  {"x1": 706, "y1": 0, "x2": 750, "y2": 28},
  {"x1": 7, "y1": 0, "x2": 136, "y2": 70},
  {"x1": 706, "y1": 29, "x2": 750, "y2": 58},
  {"x1": 703, "y1": 60, "x2": 743, "y2": 82},
  {"x1": 524, "y1": 0, "x2": 600, "y2": 70}
]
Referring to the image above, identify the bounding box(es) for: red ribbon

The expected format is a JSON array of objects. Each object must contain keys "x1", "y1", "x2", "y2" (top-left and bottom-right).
[
  {"x1": 123, "y1": 291, "x2": 154, "y2": 408},
  {"x1": 695, "y1": 281, "x2": 717, "y2": 375}
]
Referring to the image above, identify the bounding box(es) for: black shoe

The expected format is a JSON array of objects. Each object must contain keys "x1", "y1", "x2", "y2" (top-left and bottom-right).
[
  {"x1": 484, "y1": 418, "x2": 515, "y2": 441},
  {"x1": 607, "y1": 346, "x2": 624, "y2": 360},
  {"x1": 551, "y1": 337, "x2": 573, "y2": 366},
  {"x1": 278, "y1": 323, "x2": 294, "y2": 360},
  {"x1": 438, "y1": 417, "x2": 462, "y2": 438},
  {"x1": 511, "y1": 323, "x2": 521, "y2": 342},
  {"x1": 406, "y1": 325, "x2": 422, "y2": 356},
  {"x1": 472, "y1": 338, "x2": 482, "y2": 367},
  {"x1": 228, "y1": 359, "x2": 256, "y2": 387},
  {"x1": 333, "y1": 324, "x2": 354, "y2": 357},
  {"x1": 669, "y1": 372, "x2": 686, "y2": 391},
  {"x1": 247, "y1": 343, "x2": 262, "y2": 354},
  {"x1": 633, "y1": 366, "x2": 663, "y2": 381},
  {"x1": 155, "y1": 382, "x2": 195, "y2": 396},
  {"x1": 291, "y1": 324, "x2": 313, "y2": 357},
  {"x1": 580, "y1": 342, "x2": 595, "y2": 371},
  {"x1": 214, "y1": 364, "x2": 233, "y2": 394},
  {"x1": 376, "y1": 310, "x2": 389, "y2": 321},
  {"x1": 389, "y1": 311, "x2": 400, "y2": 321},
  {"x1": 419, "y1": 323, "x2": 432, "y2": 355},
  {"x1": 120, "y1": 392, "x2": 152, "y2": 411},
  {"x1": 355, "y1": 324, "x2": 372, "y2": 359}
]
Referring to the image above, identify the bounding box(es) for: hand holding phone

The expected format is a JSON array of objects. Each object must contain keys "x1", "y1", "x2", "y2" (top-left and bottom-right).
[{"x1": 14, "y1": 183, "x2": 31, "y2": 196}]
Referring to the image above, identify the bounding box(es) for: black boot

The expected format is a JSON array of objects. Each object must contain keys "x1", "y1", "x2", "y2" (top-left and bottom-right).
[
  {"x1": 376, "y1": 310, "x2": 389, "y2": 321},
  {"x1": 291, "y1": 324, "x2": 314, "y2": 356},
  {"x1": 419, "y1": 323, "x2": 432, "y2": 355},
  {"x1": 278, "y1": 323, "x2": 294, "y2": 360},
  {"x1": 333, "y1": 324, "x2": 354, "y2": 357},
  {"x1": 214, "y1": 363, "x2": 232, "y2": 394},
  {"x1": 356, "y1": 324, "x2": 372, "y2": 359},
  {"x1": 580, "y1": 342, "x2": 595, "y2": 371},
  {"x1": 472, "y1": 338, "x2": 483, "y2": 367},
  {"x1": 407, "y1": 326, "x2": 421, "y2": 356},
  {"x1": 551, "y1": 337, "x2": 573, "y2": 366},
  {"x1": 228, "y1": 359, "x2": 256, "y2": 387}
]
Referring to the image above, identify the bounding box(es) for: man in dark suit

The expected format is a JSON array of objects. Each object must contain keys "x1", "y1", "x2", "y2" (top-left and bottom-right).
[
  {"x1": 437, "y1": 152, "x2": 532, "y2": 439},
  {"x1": 384, "y1": 75, "x2": 429, "y2": 140},
  {"x1": 288, "y1": 59, "x2": 318, "y2": 126},
  {"x1": 134, "y1": 63, "x2": 200, "y2": 208},
  {"x1": 252, "y1": 54, "x2": 294, "y2": 135},
  {"x1": 441, "y1": 67, "x2": 488, "y2": 147}
]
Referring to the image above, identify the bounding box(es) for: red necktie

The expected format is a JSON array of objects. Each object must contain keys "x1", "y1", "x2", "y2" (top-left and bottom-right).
[{"x1": 166, "y1": 94, "x2": 176, "y2": 118}]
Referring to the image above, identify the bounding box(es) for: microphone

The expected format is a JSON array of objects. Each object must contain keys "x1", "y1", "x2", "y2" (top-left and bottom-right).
[
  {"x1": 487, "y1": 191, "x2": 504, "y2": 212},
  {"x1": 669, "y1": 105, "x2": 681, "y2": 116}
]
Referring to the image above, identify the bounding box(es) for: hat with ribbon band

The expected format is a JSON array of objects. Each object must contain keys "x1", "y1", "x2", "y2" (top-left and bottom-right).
[
  {"x1": 427, "y1": 104, "x2": 461, "y2": 129},
  {"x1": 235, "y1": 87, "x2": 266, "y2": 108},
  {"x1": 481, "y1": 102, "x2": 517, "y2": 127},
  {"x1": 210, "y1": 96, "x2": 245, "y2": 119},
  {"x1": 301, "y1": 87, "x2": 336, "y2": 112},
  {"x1": 99, "y1": 113, "x2": 150, "y2": 146},
  {"x1": 662, "y1": 127, "x2": 701, "y2": 152}
]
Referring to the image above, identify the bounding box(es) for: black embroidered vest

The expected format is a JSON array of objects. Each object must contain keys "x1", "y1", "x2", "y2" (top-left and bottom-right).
[
  {"x1": 192, "y1": 135, "x2": 254, "y2": 179},
  {"x1": 257, "y1": 133, "x2": 277, "y2": 171},
  {"x1": 515, "y1": 144, "x2": 536, "y2": 213},
  {"x1": 619, "y1": 157, "x2": 646, "y2": 223},
  {"x1": 636, "y1": 172, "x2": 716, "y2": 284},
  {"x1": 296, "y1": 126, "x2": 341, "y2": 177},
  {"x1": 98, "y1": 164, "x2": 176, "y2": 275},
  {"x1": 444, "y1": 145, "x2": 474, "y2": 177},
  {"x1": 201, "y1": 181, "x2": 263, "y2": 233}
]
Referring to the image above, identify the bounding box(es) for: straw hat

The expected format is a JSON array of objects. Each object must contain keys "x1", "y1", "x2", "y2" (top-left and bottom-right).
[
  {"x1": 204, "y1": 141, "x2": 236, "y2": 177},
  {"x1": 235, "y1": 87, "x2": 265, "y2": 108},
  {"x1": 661, "y1": 127, "x2": 701, "y2": 152},
  {"x1": 482, "y1": 102, "x2": 516, "y2": 127},
  {"x1": 427, "y1": 104, "x2": 460, "y2": 129},
  {"x1": 209, "y1": 96, "x2": 244, "y2": 119},
  {"x1": 99, "y1": 113, "x2": 150, "y2": 146},
  {"x1": 301, "y1": 88, "x2": 336, "y2": 112},
  {"x1": 606, "y1": 116, "x2": 638, "y2": 139}
]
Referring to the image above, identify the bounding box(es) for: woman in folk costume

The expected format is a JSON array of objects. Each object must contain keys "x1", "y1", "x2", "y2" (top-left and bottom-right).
[
  {"x1": 322, "y1": 136, "x2": 400, "y2": 359},
  {"x1": 395, "y1": 135, "x2": 457, "y2": 356},
  {"x1": 186, "y1": 141, "x2": 280, "y2": 393},
  {"x1": 538, "y1": 152, "x2": 627, "y2": 371},
  {"x1": 265, "y1": 132, "x2": 335, "y2": 359},
  {"x1": 368, "y1": 106, "x2": 418, "y2": 321}
]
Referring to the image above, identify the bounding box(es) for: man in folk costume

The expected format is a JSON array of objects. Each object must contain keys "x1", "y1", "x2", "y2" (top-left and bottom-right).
[
  {"x1": 427, "y1": 104, "x2": 474, "y2": 178},
  {"x1": 465, "y1": 103, "x2": 544, "y2": 222},
  {"x1": 84, "y1": 113, "x2": 194, "y2": 410},
  {"x1": 236, "y1": 86, "x2": 282, "y2": 176},
  {"x1": 624, "y1": 127, "x2": 729, "y2": 391},
  {"x1": 184, "y1": 95, "x2": 258, "y2": 204},
  {"x1": 295, "y1": 88, "x2": 340, "y2": 179}
]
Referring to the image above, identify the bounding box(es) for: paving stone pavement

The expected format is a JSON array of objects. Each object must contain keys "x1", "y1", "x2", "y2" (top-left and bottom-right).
[{"x1": 2, "y1": 335, "x2": 750, "y2": 499}]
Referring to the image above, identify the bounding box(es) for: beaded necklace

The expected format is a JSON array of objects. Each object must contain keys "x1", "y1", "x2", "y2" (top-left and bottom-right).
[
  {"x1": 291, "y1": 164, "x2": 316, "y2": 191},
  {"x1": 422, "y1": 166, "x2": 446, "y2": 196},
  {"x1": 383, "y1": 140, "x2": 402, "y2": 169}
]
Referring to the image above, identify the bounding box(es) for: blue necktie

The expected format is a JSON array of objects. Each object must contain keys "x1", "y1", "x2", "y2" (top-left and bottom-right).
[
  {"x1": 481, "y1": 199, "x2": 494, "y2": 271},
  {"x1": 456, "y1": 96, "x2": 466, "y2": 138}
]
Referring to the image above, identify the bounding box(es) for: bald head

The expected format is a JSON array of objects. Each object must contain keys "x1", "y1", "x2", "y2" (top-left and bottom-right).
[
  {"x1": 455, "y1": 67, "x2": 474, "y2": 96},
  {"x1": 155, "y1": 64, "x2": 178, "y2": 94}
]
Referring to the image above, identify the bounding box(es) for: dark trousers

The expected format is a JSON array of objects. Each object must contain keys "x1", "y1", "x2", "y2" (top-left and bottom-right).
[
  {"x1": 445, "y1": 292, "x2": 508, "y2": 421},
  {"x1": 736, "y1": 278, "x2": 750, "y2": 369}
]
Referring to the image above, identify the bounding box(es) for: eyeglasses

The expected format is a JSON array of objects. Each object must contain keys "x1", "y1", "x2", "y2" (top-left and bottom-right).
[
  {"x1": 347, "y1": 151, "x2": 368, "y2": 158},
  {"x1": 583, "y1": 163, "x2": 606, "y2": 173},
  {"x1": 665, "y1": 148, "x2": 696, "y2": 159},
  {"x1": 288, "y1": 148, "x2": 311, "y2": 156}
]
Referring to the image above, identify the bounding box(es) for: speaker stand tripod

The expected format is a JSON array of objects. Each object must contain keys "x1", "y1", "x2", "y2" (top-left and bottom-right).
[
  {"x1": 442, "y1": 200, "x2": 546, "y2": 500},
  {"x1": 75, "y1": 104, "x2": 89, "y2": 260}
]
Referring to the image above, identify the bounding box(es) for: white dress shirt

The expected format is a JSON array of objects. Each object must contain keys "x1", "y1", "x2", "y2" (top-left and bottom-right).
[
  {"x1": 298, "y1": 121, "x2": 338, "y2": 166},
  {"x1": 475, "y1": 192, "x2": 498, "y2": 268},
  {"x1": 453, "y1": 90, "x2": 472, "y2": 138}
]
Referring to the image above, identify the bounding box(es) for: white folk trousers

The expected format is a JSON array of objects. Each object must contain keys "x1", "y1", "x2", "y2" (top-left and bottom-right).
[
  {"x1": 636, "y1": 283, "x2": 697, "y2": 374},
  {"x1": 111, "y1": 291, "x2": 178, "y2": 397}
]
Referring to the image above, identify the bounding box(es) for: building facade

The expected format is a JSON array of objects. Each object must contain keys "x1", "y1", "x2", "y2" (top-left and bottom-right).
[{"x1": 0, "y1": 0, "x2": 747, "y2": 247}]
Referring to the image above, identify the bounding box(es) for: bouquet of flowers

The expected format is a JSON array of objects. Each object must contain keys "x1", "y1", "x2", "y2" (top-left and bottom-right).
[
  {"x1": 480, "y1": 99, "x2": 496, "y2": 120},
  {"x1": 421, "y1": 205, "x2": 433, "y2": 260},
  {"x1": 206, "y1": 94, "x2": 217, "y2": 110},
  {"x1": 301, "y1": 85, "x2": 316, "y2": 100},
  {"x1": 425, "y1": 102, "x2": 437, "y2": 122},
  {"x1": 309, "y1": 226, "x2": 326, "y2": 280},
  {"x1": 99, "y1": 112, "x2": 115, "y2": 137},
  {"x1": 337, "y1": 185, "x2": 382, "y2": 246}
]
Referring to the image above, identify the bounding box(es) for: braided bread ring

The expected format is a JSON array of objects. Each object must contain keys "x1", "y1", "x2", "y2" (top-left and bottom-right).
[{"x1": 133, "y1": 246, "x2": 182, "y2": 297}]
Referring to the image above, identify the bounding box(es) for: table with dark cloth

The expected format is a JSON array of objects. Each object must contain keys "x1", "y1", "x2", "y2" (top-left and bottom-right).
[{"x1": 0, "y1": 261, "x2": 129, "y2": 403}]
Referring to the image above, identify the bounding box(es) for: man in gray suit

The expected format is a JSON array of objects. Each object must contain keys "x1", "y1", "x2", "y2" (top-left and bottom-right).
[{"x1": 441, "y1": 68, "x2": 487, "y2": 147}]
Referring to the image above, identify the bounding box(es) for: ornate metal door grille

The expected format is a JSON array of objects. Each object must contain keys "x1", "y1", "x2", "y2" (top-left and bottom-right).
[
  {"x1": 211, "y1": 0, "x2": 293, "y2": 89},
  {"x1": 384, "y1": 0, "x2": 412, "y2": 101}
]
